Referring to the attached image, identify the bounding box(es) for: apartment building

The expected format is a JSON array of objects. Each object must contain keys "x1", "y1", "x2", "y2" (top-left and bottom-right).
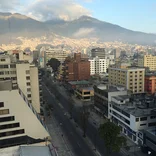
[
  {"x1": 0, "y1": 54, "x2": 41, "y2": 113},
  {"x1": 138, "y1": 55, "x2": 156, "y2": 71},
  {"x1": 94, "y1": 84, "x2": 127, "y2": 118},
  {"x1": 145, "y1": 73, "x2": 156, "y2": 94},
  {"x1": 109, "y1": 64, "x2": 145, "y2": 93},
  {"x1": 0, "y1": 81, "x2": 49, "y2": 148},
  {"x1": 109, "y1": 94, "x2": 156, "y2": 145},
  {"x1": 63, "y1": 53, "x2": 90, "y2": 81},
  {"x1": 89, "y1": 57, "x2": 109, "y2": 75}
]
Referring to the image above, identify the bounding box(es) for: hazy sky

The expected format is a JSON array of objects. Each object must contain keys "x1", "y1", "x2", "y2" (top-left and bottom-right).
[{"x1": 0, "y1": 0, "x2": 156, "y2": 33}]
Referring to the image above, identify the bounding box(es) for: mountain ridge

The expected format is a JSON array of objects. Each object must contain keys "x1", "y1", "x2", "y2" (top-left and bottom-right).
[{"x1": 0, "y1": 12, "x2": 156, "y2": 45}]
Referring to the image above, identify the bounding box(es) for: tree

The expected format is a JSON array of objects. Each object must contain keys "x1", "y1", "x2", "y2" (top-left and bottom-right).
[
  {"x1": 98, "y1": 121, "x2": 127, "y2": 155},
  {"x1": 80, "y1": 104, "x2": 90, "y2": 137},
  {"x1": 47, "y1": 58, "x2": 60, "y2": 74}
]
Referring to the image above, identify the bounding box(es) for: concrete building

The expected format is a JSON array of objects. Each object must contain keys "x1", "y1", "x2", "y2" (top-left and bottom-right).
[
  {"x1": 109, "y1": 94, "x2": 156, "y2": 145},
  {"x1": 109, "y1": 64, "x2": 145, "y2": 93},
  {"x1": 91, "y1": 48, "x2": 106, "y2": 58},
  {"x1": 93, "y1": 84, "x2": 127, "y2": 118},
  {"x1": 46, "y1": 47, "x2": 67, "y2": 62},
  {"x1": 145, "y1": 73, "x2": 156, "y2": 94},
  {"x1": 75, "y1": 87, "x2": 94, "y2": 101},
  {"x1": 63, "y1": 53, "x2": 90, "y2": 81},
  {"x1": 0, "y1": 81, "x2": 49, "y2": 148},
  {"x1": 0, "y1": 54, "x2": 41, "y2": 113},
  {"x1": 89, "y1": 57, "x2": 109, "y2": 75},
  {"x1": 138, "y1": 55, "x2": 156, "y2": 71}
]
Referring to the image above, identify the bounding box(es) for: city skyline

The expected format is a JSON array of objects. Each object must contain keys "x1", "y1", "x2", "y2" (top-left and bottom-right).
[{"x1": 0, "y1": 0, "x2": 156, "y2": 33}]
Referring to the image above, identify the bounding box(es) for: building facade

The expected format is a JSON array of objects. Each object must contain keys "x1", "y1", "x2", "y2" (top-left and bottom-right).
[
  {"x1": 0, "y1": 81, "x2": 49, "y2": 148},
  {"x1": 109, "y1": 94, "x2": 156, "y2": 145},
  {"x1": 138, "y1": 55, "x2": 156, "y2": 71},
  {"x1": 91, "y1": 48, "x2": 106, "y2": 58},
  {"x1": 0, "y1": 55, "x2": 41, "y2": 113},
  {"x1": 94, "y1": 84, "x2": 127, "y2": 118},
  {"x1": 63, "y1": 53, "x2": 90, "y2": 81},
  {"x1": 89, "y1": 57, "x2": 109, "y2": 75},
  {"x1": 109, "y1": 65, "x2": 145, "y2": 93},
  {"x1": 145, "y1": 73, "x2": 156, "y2": 94}
]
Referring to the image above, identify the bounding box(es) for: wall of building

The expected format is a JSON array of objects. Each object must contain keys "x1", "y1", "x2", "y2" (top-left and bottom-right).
[
  {"x1": 0, "y1": 90, "x2": 49, "y2": 141},
  {"x1": 30, "y1": 66, "x2": 40, "y2": 113}
]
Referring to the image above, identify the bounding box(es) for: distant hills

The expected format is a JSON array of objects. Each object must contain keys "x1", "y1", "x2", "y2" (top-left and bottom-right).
[{"x1": 0, "y1": 12, "x2": 156, "y2": 45}]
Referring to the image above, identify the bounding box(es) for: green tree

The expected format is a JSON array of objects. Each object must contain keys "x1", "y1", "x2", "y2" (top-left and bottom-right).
[
  {"x1": 80, "y1": 104, "x2": 90, "y2": 137},
  {"x1": 98, "y1": 121, "x2": 126, "y2": 155},
  {"x1": 47, "y1": 58, "x2": 60, "y2": 74}
]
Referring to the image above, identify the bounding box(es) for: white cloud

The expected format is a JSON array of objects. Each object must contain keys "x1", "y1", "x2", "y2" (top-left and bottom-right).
[
  {"x1": 24, "y1": 0, "x2": 91, "y2": 21},
  {"x1": 0, "y1": 0, "x2": 20, "y2": 12},
  {"x1": 73, "y1": 28, "x2": 95, "y2": 37}
]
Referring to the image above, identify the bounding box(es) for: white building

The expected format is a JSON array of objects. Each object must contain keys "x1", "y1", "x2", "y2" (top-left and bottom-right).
[
  {"x1": 0, "y1": 54, "x2": 41, "y2": 113},
  {"x1": 0, "y1": 81, "x2": 49, "y2": 148},
  {"x1": 89, "y1": 57, "x2": 109, "y2": 75},
  {"x1": 109, "y1": 95, "x2": 156, "y2": 145}
]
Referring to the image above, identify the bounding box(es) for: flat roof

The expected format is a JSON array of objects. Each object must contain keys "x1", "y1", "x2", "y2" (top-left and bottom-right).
[
  {"x1": 112, "y1": 95, "x2": 156, "y2": 117},
  {"x1": 20, "y1": 146, "x2": 51, "y2": 156},
  {"x1": 97, "y1": 84, "x2": 125, "y2": 92},
  {"x1": 79, "y1": 86, "x2": 93, "y2": 91},
  {"x1": 68, "y1": 80, "x2": 90, "y2": 85},
  {"x1": 146, "y1": 128, "x2": 156, "y2": 136}
]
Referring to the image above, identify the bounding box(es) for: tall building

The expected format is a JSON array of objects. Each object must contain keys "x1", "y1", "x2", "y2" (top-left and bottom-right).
[
  {"x1": 0, "y1": 54, "x2": 41, "y2": 113},
  {"x1": 138, "y1": 55, "x2": 156, "y2": 71},
  {"x1": 63, "y1": 53, "x2": 90, "y2": 81},
  {"x1": 145, "y1": 73, "x2": 156, "y2": 94},
  {"x1": 91, "y1": 48, "x2": 106, "y2": 58},
  {"x1": 89, "y1": 57, "x2": 109, "y2": 75},
  {"x1": 0, "y1": 81, "x2": 49, "y2": 148},
  {"x1": 108, "y1": 64, "x2": 145, "y2": 93}
]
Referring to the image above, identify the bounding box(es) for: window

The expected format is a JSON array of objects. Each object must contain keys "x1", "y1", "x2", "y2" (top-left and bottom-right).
[
  {"x1": 150, "y1": 116, "x2": 156, "y2": 119},
  {"x1": 1, "y1": 59, "x2": 5, "y2": 62},
  {"x1": 26, "y1": 82, "x2": 30, "y2": 86},
  {"x1": 10, "y1": 64, "x2": 16, "y2": 68},
  {"x1": 140, "y1": 117, "x2": 147, "y2": 121},
  {"x1": 27, "y1": 94, "x2": 31, "y2": 98},
  {"x1": 26, "y1": 70, "x2": 30, "y2": 74},
  {"x1": 140, "y1": 123, "x2": 146, "y2": 126},
  {"x1": 0, "y1": 116, "x2": 14, "y2": 122},
  {"x1": 0, "y1": 71, "x2": 4, "y2": 75},
  {"x1": 5, "y1": 71, "x2": 9, "y2": 75},
  {"x1": 28, "y1": 100, "x2": 32, "y2": 103},
  {"x1": 0, "y1": 102, "x2": 4, "y2": 107},
  {"x1": 0, "y1": 129, "x2": 25, "y2": 137},
  {"x1": 27, "y1": 88, "x2": 31, "y2": 92},
  {"x1": 26, "y1": 76, "x2": 30, "y2": 80},
  {"x1": 10, "y1": 71, "x2": 16, "y2": 74},
  {"x1": 0, "y1": 109, "x2": 9, "y2": 115},
  {"x1": 4, "y1": 65, "x2": 8, "y2": 68},
  {"x1": 148, "y1": 122, "x2": 156, "y2": 127},
  {"x1": 136, "y1": 118, "x2": 139, "y2": 122},
  {"x1": 0, "y1": 123, "x2": 20, "y2": 130}
]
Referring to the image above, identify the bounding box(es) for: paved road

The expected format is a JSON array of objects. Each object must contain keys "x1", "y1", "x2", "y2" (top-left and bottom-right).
[
  {"x1": 42, "y1": 84, "x2": 96, "y2": 156},
  {"x1": 43, "y1": 78, "x2": 120, "y2": 156}
]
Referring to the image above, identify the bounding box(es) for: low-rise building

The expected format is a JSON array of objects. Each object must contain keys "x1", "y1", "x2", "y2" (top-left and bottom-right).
[
  {"x1": 75, "y1": 87, "x2": 94, "y2": 101},
  {"x1": 93, "y1": 84, "x2": 127, "y2": 118},
  {"x1": 109, "y1": 94, "x2": 156, "y2": 145}
]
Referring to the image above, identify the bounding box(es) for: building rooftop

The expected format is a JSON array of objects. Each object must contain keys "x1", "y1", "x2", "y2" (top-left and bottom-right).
[
  {"x1": 0, "y1": 144, "x2": 53, "y2": 156},
  {"x1": 145, "y1": 72, "x2": 156, "y2": 77},
  {"x1": 68, "y1": 80, "x2": 90, "y2": 85},
  {"x1": 112, "y1": 95, "x2": 156, "y2": 117},
  {"x1": 79, "y1": 86, "x2": 93, "y2": 91},
  {"x1": 146, "y1": 128, "x2": 156, "y2": 136},
  {"x1": 97, "y1": 84, "x2": 126, "y2": 92}
]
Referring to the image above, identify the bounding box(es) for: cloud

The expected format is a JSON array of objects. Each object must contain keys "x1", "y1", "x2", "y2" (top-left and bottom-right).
[
  {"x1": 24, "y1": 0, "x2": 91, "y2": 21},
  {"x1": 0, "y1": 0, "x2": 20, "y2": 12},
  {"x1": 73, "y1": 28, "x2": 95, "y2": 37}
]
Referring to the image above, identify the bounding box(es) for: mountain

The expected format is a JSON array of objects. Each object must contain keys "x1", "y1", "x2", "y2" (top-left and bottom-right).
[{"x1": 0, "y1": 12, "x2": 156, "y2": 45}]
